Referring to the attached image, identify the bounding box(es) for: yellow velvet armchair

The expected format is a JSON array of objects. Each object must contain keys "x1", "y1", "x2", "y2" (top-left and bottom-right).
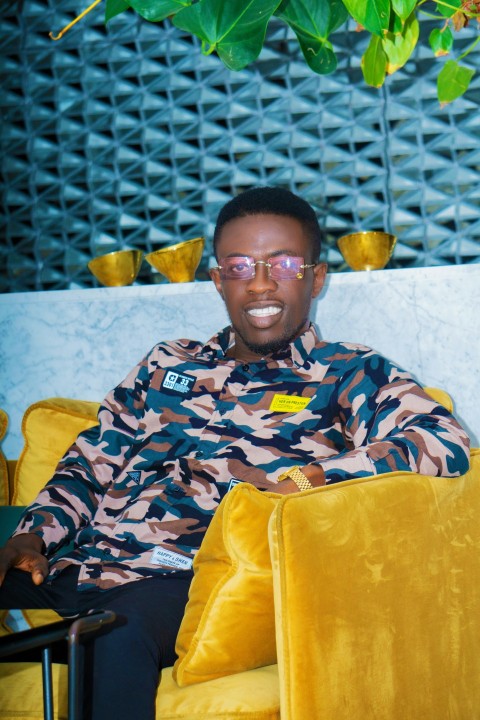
[{"x1": 1, "y1": 395, "x2": 480, "y2": 720}]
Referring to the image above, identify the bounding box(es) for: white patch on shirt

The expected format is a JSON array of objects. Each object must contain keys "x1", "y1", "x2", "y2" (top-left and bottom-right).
[{"x1": 150, "y1": 547, "x2": 193, "y2": 570}]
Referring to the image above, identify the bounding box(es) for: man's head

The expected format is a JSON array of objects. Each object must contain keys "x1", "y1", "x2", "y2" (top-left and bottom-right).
[
  {"x1": 213, "y1": 186, "x2": 323, "y2": 262},
  {"x1": 210, "y1": 187, "x2": 327, "y2": 362}
]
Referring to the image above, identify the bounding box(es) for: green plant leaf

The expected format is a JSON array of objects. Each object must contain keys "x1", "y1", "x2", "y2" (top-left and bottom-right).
[
  {"x1": 276, "y1": 0, "x2": 348, "y2": 74},
  {"x1": 390, "y1": 11, "x2": 404, "y2": 34},
  {"x1": 429, "y1": 26, "x2": 454, "y2": 55},
  {"x1": 437, "y1": 59, "x2": 475, "y2": 103},
  {"x1": 435, "y1": 0, "x2": 461, "y2": 19},
  {"x1": 383, "y1": 12, "x2": 419, "y2": 74},
  {"x1": 391, "y1": 0, "x2": 417, "y2": 22},
  {"x1": 277, "y1": 0, "x2": 349, "y2": 34},
  {"x1": 341, "y1": 0, "x2": 390, "y2": 36},
  {"x1": 105, "y1": 0, "x2": 130, "y2": 23},
  {"x1": 361, "y1": 33, "x2": 387, "y2": 86},
  {"x1": 129, "y1": 0, "x2": 191, "y2": 22},
  {"x1": 173, "y1": 0, "x2": 282, "y2": 70}
]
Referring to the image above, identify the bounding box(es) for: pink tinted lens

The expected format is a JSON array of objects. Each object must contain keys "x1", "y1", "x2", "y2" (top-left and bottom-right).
[
  {"x1": 269, "y1": 256, "x2": 304, "y2": 279},
  {"x1": 219, "y1": 256, "x2": 255, "y2": 279}
]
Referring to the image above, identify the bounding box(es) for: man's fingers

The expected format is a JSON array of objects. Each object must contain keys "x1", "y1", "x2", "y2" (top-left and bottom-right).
[
  {"x1": 0, "y1": 549, "x2": 49, "y2": 585},
  {"x1": 31, "y1": 561, "x2": 48, "y2": 585},
  {"x1": 18, "y1": 554, "x2": 48, "y2": 585},
  {"x1": 0, "y1": 536, "x2": 48, "y2": 587},
  {"x1": 32, "y1": 570, "x2": 46, "y2": 585}
]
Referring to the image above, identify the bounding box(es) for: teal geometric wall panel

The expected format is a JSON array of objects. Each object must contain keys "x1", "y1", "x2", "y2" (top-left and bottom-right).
[{"x1": 1, "y1": 2, "x2": 479, "y2": 292}]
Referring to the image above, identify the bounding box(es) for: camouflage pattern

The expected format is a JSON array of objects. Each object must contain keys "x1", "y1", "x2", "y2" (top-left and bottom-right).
[{"x1": 14, "y1": 324, "x2": 470, "y2": 590}]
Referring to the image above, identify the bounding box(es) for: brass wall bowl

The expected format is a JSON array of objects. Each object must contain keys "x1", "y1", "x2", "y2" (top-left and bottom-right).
[
  {"x1": 337, "y1": 231, "x2": 397, "y2": 271},
  {"x1": 145, "y1": 236, "x2": 205, "y2": 283},
  {"x1": 88, "y1": 249, "x2": 144, "y2": 287}
]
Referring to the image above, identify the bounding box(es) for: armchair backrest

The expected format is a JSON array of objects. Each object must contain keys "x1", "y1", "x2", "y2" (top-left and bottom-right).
[{"x1": 270, "y1": 449, "x2": 480, "y2": 720}]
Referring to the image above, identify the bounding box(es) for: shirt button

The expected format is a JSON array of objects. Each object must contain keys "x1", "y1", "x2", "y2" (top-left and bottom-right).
[
  {"x1": 195, "y1": 450, "x2": 204, "y2": 458},
  {"x1": 242, "y1": 364, "x2": 250, "y2": 371},
  {"x1": 218, "y1": 407, "x2": 227, "y2": 416}
]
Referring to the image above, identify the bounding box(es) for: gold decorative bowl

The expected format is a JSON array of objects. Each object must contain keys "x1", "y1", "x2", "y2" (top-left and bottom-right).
[
  {"x1": 337, "y1": 231, "x2": 397, "y2": 271},
  {"x1": 145, "y1": 237, "x2": 205, "y2": 283},
  {"x1": 87, "y1": 249, "x2": 144, "y2": 287}
]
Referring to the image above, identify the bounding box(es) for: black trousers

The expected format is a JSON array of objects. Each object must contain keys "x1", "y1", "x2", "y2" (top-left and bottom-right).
[{"x1": 0, "y1": 566, "x2": 192, "y2": 720}]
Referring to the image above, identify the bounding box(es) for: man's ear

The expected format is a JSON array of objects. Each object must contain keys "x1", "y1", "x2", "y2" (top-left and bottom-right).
[
  {"x1": 311, "y1": 263, "x2": 327, "y2": 298},
  {"x1": 209, "y1": 267, "x2": 225, "y2": 300}
]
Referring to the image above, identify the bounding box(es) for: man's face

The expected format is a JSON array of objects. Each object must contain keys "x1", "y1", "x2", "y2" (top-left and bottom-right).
[{"x1": 210, "y1": 213, "x2": 326, "y2": 361}]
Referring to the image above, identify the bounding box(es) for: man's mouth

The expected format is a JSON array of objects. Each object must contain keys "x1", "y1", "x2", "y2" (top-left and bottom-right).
[{"x1": 246, "y1": 306, "x2": 282, "y2": 318}]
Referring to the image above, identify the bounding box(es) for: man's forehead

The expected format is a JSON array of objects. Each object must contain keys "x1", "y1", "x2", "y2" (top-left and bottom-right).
[
  {"x1": 222, "y1": 250, "x2": 301, "y2": 259},
  {"x1": 216, "y1": 213, "x2": 308, "y2": 248}
]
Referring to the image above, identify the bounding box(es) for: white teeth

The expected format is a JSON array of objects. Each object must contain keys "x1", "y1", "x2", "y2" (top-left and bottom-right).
[{"x1": 247, "y1": 306, "x2": 282, "y2": 317}]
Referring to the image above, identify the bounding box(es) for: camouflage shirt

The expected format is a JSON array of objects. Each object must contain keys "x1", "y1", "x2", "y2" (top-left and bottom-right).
[{"x1": 14, "y1": 324, "x2": 470, "y2": 590}]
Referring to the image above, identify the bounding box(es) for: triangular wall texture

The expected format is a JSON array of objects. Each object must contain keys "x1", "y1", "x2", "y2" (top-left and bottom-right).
[{"x1": 1, "y1": 2, "x2": 479, "y2": 291}]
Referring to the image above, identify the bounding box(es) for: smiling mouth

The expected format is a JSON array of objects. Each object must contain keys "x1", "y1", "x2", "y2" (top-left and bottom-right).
[{"x1": 246, "y1": 306, "x2": 282, "y2": 317}]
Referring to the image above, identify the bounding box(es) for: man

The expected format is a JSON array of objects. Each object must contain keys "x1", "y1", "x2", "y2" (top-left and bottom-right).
[{"x1": 0, "y1": 187, "x2": 470, "y2": 718}]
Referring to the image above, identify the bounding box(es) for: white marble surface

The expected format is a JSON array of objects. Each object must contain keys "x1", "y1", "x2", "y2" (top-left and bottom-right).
[{"x1": 1, "y1": 264, "x2": 479, "y2": 457}]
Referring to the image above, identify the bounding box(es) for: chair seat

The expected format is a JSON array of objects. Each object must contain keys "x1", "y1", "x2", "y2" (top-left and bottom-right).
[
  {"x1": 0, "y1": 662, "x2": 67, "y2": 720},
  {"x1": 0, "y1": 662, "x2": 280, "y2": 720},
  {"x1": 157, "y1": 665, "x2": 279, "y2": 719}
]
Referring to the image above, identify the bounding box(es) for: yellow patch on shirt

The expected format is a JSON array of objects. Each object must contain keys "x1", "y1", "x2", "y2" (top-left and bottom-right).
[{"x1": 269, "y1": 394, "x2": 311, "y2": 413}]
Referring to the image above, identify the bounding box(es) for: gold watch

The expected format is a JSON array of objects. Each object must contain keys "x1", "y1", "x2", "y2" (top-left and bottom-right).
[{"x1": 278, "y1": 466, "x2": 313, "y2": 491}]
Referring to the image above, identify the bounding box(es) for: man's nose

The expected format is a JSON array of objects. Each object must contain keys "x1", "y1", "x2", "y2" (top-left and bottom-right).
[{"x1": 246, "y1": 261, "x2": 277, "y2": 292}]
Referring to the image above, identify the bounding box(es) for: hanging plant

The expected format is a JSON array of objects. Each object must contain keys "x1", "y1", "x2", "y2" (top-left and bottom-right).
[{"x1": 51, "y1": 0, "x2": 480, "y2": 104}]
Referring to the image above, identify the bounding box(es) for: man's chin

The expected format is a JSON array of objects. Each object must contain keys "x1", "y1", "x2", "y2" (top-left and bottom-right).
[
  {"x1": 235, "y1": 326, "x2": 300, "y2": 358},
  {"x1": 231, "y1": 317, "x2": 310, "y2": 359},
  {"x1": 244, "y1": 337, "x2": 292, "y2": 356}
]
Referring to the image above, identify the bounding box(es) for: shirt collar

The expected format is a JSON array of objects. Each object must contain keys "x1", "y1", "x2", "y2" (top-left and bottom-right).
[
  {"x1": 198, "y1": 323, "x2": 321, "y2": 368},
  {"x1": 198, "y1": 326, "x2": 234, "y2": 360}
]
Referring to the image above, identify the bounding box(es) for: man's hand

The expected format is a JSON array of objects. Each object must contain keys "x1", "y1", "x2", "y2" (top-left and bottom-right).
[
  {"x1": 0, "y1": 534, "x2": 48, "y2": 587},
  {"x1": 273, "y1": 477, "x2": 298, "y2": 495}
]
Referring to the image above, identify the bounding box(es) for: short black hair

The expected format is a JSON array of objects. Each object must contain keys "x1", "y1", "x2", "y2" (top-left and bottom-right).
[{"x1": 213, "y1": 186, "x2": 322, "y2": 261}]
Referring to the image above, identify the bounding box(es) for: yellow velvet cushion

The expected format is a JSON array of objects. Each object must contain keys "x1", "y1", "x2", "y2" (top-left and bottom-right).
[
  {"x1": 157, "y1": 665, "x2": 279, "y2": 719},
  {"x1": 173, "y1": 483, "x2": 279, "y2": 686},
  {"x1": 12, "y1": 398, "x2": 100, "y2": 506},
  {"x1": 0, "y1": 609, "x2": 62, "y2": 639},
  {"x1": 0, "y1": 663, "x2": 280, "y2": 720},
  {"x1": 270, "y1": 449, "x2": 480, "y2": 720},
  {"x1": 423, "y1": 386, "x2": 453, "y2": 412},
  {"x1": 0, "y1": 409, "x2": 9, "y2": 505},
  {"x1": 0, "y1": 662, "x2": 68, "y2": 720}
]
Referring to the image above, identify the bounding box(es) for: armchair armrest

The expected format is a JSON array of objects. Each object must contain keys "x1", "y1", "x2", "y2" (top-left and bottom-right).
[{"x1": 269, "y1": 451, "x2": 480, "y2": 720}]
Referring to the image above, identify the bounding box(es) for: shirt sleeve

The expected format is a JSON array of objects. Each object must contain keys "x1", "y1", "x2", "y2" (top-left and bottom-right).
[
  {"x1": 314, "y1": 350, "x2": 471, "y2": 484},
  {"x1": 12, "y1": 349, "x2": 155, "y2": 553}
]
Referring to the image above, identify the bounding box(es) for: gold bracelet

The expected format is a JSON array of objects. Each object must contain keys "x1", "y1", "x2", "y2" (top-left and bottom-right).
[{"x1": 277, "y1": 466, "x2": 313, "y2": 491}]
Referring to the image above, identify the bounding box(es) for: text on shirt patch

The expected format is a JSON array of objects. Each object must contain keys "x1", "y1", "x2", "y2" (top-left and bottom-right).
[
  {"x1": 269, "y1": 394, "x2": 311, "y2": 412},
  {"x1": 161, "y1": 370, "x2": 195, "y2": 397},
  {"x1": 150, "y1": 547, "x2": 193, "y2": 570}
]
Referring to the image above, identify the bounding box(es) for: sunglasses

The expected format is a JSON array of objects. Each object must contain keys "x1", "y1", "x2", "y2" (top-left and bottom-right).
[{"x1": 213, "y1": 255, "x2": 316, "y2": 280}]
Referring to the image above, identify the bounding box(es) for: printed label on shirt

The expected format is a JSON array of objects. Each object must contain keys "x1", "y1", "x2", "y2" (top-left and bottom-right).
[
  {"x1": 161, "y1": 370, "x2": 195, "y2": 398},
  {"x1": 127, "y1": 471, "x2": 141, "y2": 484},
  {"x1": 269, "y1": 394, "x2": 311, "y2": 413},
  {"x1": 150, "y1": 547, "x2": 193, "y2": 570}
]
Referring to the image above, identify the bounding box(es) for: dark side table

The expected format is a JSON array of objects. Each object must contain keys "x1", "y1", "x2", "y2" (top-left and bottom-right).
[{"x1": 0, "y1": 609, "x2": 116, "y2": 720}]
